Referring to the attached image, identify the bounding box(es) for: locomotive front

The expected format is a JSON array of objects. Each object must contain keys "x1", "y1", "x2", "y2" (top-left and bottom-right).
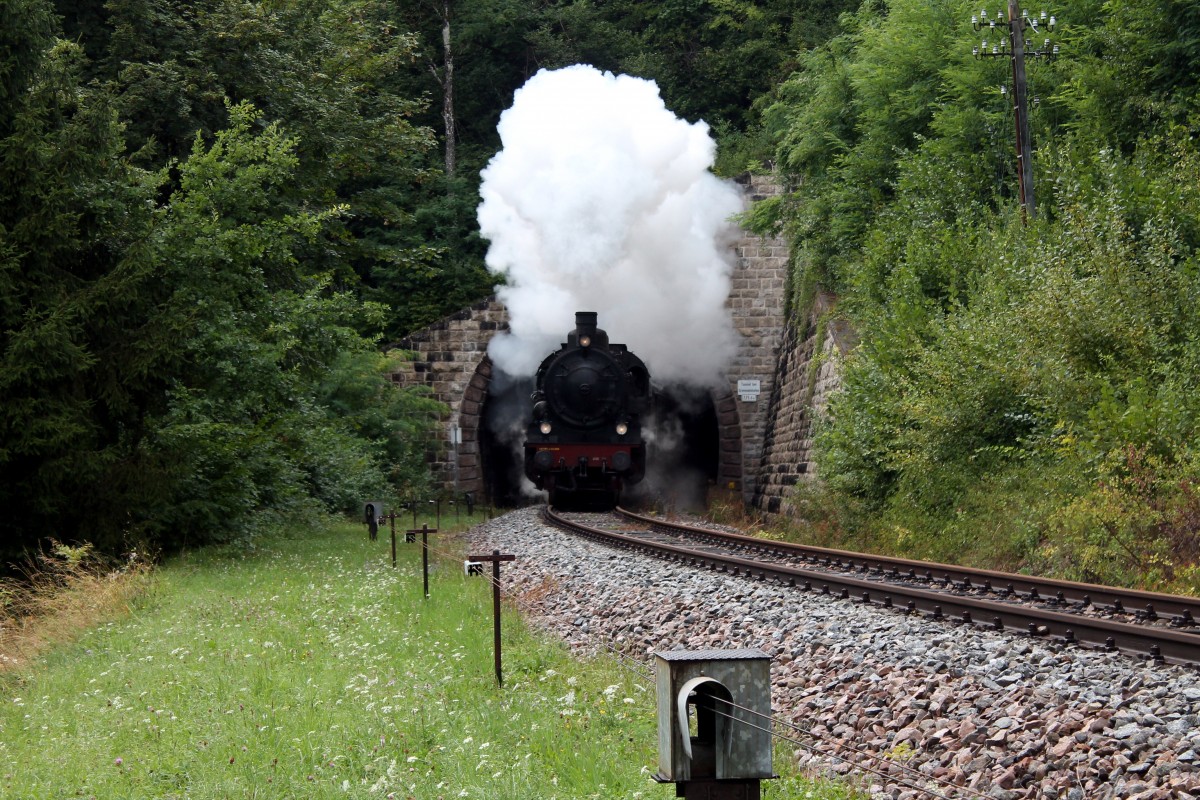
[{"x1": 524, "y1": 311, "x2": 652, "y2": 509}]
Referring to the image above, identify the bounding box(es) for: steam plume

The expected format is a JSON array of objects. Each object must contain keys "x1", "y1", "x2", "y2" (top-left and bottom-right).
[{"x1": 477, "y1": 65, "x2": 742, "y2": 388}]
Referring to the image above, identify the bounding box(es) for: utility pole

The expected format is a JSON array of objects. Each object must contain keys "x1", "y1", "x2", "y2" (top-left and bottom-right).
[
  {"x1": 1008, "y1": 0, "x2": 1035, "y2": 220},
  {"x1": 973, "y1": 4, "x2": 1057, "y2": 222}
]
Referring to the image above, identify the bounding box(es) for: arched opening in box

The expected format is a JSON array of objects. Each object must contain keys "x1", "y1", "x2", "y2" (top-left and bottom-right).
[{"x1": 678, "y1": 677, "x2": 736, "y2": 779}]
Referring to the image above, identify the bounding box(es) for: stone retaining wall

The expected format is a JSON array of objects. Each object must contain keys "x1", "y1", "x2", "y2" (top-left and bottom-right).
[
  {"x1": 724, "y1": 173, "x2": 790, "y2": 502},
  {"x1": 751, "y1": 292, "x2": 853, "y2": 515}
]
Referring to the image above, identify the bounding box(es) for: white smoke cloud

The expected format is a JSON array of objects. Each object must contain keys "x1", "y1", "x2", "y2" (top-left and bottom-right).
[{"x1": 477, "y1": 65, "x2": 743, "y2": 388}]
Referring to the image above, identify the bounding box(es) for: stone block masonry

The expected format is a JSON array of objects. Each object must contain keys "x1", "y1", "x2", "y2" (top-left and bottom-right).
[
  {"x1": 723, "y1": 173, "x2": 790, "y2": 503},
  {"x1": 750, "y1": 292, "x2": 852, "y2": 515},
  {"x1": 389, "y1": 298, "x2": 509, "y2": 493}
]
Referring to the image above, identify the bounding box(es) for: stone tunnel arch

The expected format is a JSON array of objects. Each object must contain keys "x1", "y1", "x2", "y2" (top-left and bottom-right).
[{"x1": 392, "y1": 173, "x2": 790, "y2": 508}]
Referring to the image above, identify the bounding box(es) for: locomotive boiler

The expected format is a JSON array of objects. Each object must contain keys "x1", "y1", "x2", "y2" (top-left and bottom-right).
[{"x1": 524, "y1": 312, "x2": 652, "y2": 509}]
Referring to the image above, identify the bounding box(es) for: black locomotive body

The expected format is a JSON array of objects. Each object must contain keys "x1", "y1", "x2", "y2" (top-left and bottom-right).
[{"x1": 524, "y1": 312, "x2": 652, "y2": 509}]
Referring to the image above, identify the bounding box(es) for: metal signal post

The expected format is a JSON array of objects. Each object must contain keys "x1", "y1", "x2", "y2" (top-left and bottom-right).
[
  {"x1": 466, "y1": 550, "x2": 516, "y2": 687},
  {"x1": 406, "y1": 524, "x2": 439, "y2": 597}
]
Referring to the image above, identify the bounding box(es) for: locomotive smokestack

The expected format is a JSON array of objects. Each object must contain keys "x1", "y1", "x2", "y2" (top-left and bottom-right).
[
  {"x1": 575, "y1": 311, "x2": 598, "y2": 337},
  {"x1": 571, "y1": 311, "x2": 607, "y2": 349}
]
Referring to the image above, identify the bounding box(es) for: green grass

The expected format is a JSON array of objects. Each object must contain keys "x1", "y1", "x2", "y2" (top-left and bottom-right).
[{"x1": 0, "y1": 514, "x2": 861, "y2": 799}]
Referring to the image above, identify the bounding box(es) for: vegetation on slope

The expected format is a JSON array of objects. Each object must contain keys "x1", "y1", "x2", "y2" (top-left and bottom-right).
[
  {"x1": 753, "y1": 0, "x2": 1200, "y2": 591},
  {"x1": 2, "y1": 1, "x2": 447, "y2": 561}
]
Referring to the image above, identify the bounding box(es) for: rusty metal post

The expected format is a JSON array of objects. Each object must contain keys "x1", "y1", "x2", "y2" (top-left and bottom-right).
[
  {"x1": 467, "y1": 550, "x2": 516, "y2": 686},
  {"x1": 491, "y1": 552, "x2": 501, "y2": 684},
  {"x1": 406, "y1": 524, "x2": 438, "y2": 590},
  {"x1": 390, "y1": 523, "x2": 397, "y2": 568},
  {"x1": 422, "y1": 524, "x2": 430, "y2": 599}
]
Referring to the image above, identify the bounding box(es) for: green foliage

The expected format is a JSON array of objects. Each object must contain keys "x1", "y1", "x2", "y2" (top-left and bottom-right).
[
  {"x1": 1040, "y1": 446, "x2": 1200, "y2": 592},
  {"x1": 0, "y1": 19, "x2": 161, "y2": 561},
  {"x1": 1059, "y1": 0, "x2": 1200, "y2": 149},
  {"x1": 0, "y1": 9, "x2": 445, "y2": 560},
  {"x1": 61, "y1": 0, "x2": 456, "y2": 332},
  {"x1": 133, "y1": 104, "x2": 447, "y2": 546},
  {"x1": 314, "y1": 349, "x2": 445, "y2": 500},
  {"x1": 370, "y1": 173, "x2": 493, "y2": 338},
  {"x1": 810, "y1": 135, "x2": 1200, "y2": 587},
  {"x1": 753, "y1": 0, "x2": 1200, "y2": 587}
]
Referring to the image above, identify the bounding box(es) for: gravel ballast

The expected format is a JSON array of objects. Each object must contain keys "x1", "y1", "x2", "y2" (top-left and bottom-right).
[{"x1": 467, "y1": 508, "x2": 1200, "y2": 799}]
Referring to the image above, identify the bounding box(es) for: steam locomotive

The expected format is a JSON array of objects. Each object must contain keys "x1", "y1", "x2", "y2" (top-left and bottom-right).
[{"x1": 524, "y1": 312, "x2": 652, "y2": 509}]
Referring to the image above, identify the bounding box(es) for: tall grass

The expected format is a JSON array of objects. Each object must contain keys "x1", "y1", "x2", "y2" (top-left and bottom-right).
[
  {"x1": 0, "y1": 517, "x2": 664, "y2": 798},
  {"x1": 0, "y1": 542, "x2": 152, "y2": 673}
]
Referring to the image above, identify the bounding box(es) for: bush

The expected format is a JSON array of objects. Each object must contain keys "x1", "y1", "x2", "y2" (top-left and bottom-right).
[{"x1": 1039, "y1": 446, "x2": 1200, "y2": 593}]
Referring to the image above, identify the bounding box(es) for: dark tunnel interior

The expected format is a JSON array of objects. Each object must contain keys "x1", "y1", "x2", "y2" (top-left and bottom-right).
[
  {"x1": 626, "y1": 387, "x2": 720, "y2": 511},
  {"x1": 478, "y1": 373, "x2": 535, "y2": 508}
]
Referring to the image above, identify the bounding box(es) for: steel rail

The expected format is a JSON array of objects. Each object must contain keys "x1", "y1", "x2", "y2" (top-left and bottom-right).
[
  {"x1": 545, "y1": 507, "x2": 1200, "y2": 668},
  {"x1": 615, "y1": 507, "x2": 1200, "y2": 625}
]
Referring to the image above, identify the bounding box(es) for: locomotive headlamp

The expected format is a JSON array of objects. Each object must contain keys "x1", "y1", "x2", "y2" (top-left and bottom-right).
[
  {"x1": 578, "y1": 335, "x2": 591, "y2": 348},
  {"x1": 539, "y1": 421, "x2": 553, "y2": 435},
  {"x1": 615, "y1": 422, "x2": 629, "y2": 436}
]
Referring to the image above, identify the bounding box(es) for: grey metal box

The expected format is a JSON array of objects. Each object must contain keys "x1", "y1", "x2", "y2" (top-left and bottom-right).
[{"x1": 655, "y1": 649, "x2": 773, "y2": 783}]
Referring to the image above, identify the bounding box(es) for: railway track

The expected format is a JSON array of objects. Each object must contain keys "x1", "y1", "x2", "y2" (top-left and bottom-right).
[{"x1": 543, "y1": 506, "x2": 1200, "y2": 668}]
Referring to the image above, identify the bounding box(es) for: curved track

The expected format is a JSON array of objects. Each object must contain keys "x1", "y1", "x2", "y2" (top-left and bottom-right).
[{"x1": 543, "y1": 506, "x2": 1200, "y2": 667}]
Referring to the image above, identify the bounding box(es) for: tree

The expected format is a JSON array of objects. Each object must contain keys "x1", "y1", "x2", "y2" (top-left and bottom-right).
[
  {"x1": 2, "y1": 4, "x2": 445, "y2": 559},
  {"x1": 0, "y1": 7, "x2": 161, "y2": 561},
  {"x1": 754, "y1": 0, "x2": 1200, "y2": 585}
]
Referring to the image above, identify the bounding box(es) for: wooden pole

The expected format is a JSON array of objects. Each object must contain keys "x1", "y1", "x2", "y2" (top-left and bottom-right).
[
  {"x1": 1008, "y1": 0, "x2": 1036, "y2": 221},
  {"x1": 491, "y1": 554, "x2": 502, "y2": 685}
]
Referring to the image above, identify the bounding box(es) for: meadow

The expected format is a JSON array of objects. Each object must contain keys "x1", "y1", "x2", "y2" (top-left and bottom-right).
[{"x1": 0, "y1": 514, "x2": 859, "y2": 799}]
